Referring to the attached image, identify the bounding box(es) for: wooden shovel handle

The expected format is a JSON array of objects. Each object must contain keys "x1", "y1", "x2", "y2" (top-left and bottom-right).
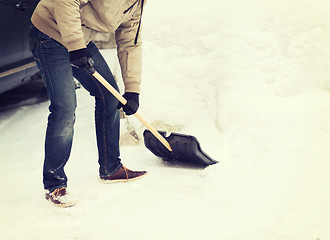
[{"x1": 92, "y1": 71, "x2": 172, "y2": 152}]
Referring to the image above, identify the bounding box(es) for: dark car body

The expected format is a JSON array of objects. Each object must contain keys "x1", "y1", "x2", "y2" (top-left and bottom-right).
[{"x1": 0, "y1": 0, "x2": 40, "y2": 94}]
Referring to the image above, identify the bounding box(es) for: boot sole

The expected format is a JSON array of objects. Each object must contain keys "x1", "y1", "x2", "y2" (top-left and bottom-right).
[
  {"x1": 99, "y1": 172, "x2": 147, "y2": 184},
  {"x1": 53, "y1": 201, "x2": 78, "y2": 208},
  {"x1": 46, "y1": 195, "x2": 78, "y2": 208}
]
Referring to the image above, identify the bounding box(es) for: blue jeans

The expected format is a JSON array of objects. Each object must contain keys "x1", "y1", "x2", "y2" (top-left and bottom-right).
[{"x1": 29, "y1": 27, "x2": 122, "y2": 191}]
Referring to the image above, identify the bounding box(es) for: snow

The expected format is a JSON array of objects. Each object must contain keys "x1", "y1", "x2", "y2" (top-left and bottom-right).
[{"x1": 1, "y1": 0, "x2": 330, "y2": 239}]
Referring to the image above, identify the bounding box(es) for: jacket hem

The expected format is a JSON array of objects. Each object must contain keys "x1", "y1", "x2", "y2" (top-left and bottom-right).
[{"x1": 31, "y1": 12, "x2": 86, "y2": 51}]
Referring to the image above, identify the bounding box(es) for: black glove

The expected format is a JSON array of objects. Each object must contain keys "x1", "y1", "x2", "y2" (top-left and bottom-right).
[
  {"x1": 69, "y1": 48, "x2": 95, "y2": 74},
  {"x1": 117, "y1": 92, "x2": 139, "y2": 115}
]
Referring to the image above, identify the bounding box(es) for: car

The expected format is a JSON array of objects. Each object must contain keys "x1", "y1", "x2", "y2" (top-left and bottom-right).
[{"x1": 0, "y1": 0, "x2": 40, "y2": 94}]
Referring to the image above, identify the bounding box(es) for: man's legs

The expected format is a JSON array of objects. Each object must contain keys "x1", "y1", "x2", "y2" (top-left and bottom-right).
[{"x1": 31, "y1": 27, "x2": 145, "y2": 192}]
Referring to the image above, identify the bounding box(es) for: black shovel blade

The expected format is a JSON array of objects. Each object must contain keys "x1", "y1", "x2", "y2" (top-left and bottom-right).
[{"x1": 143, "y1": 130, "x2": 218, "y2": 167}]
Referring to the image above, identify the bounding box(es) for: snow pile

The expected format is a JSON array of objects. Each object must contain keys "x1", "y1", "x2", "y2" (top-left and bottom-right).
[{"x1": 1, "y1": 0, "x2": 330, "y2": 239}]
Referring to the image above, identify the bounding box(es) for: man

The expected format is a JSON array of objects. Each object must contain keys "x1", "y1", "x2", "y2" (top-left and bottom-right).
[{"x1": 29, "y1": 0, "x2": 147, "y2": 207}]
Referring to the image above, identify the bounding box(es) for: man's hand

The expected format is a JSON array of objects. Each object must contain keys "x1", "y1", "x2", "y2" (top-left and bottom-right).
[
  {"x1": 117, "y1": 92, "x2": 139, "y2": 115},
  {"x1": 69, "y1": 48, "x2": 95, "y2": 74}
]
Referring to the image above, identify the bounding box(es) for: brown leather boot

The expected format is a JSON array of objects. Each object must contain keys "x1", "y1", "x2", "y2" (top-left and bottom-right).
[
  {"x1": 45, "y1": 187, "x2": 77, "y2": 208},
  {"x1": 100, "y1": 165, "x2": 147, "y2": 183}
]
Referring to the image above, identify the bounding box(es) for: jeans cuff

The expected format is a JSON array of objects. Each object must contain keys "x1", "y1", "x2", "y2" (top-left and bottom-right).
[
  {"x1": 99, "y1": 162, "x2": 122, "y2": 177},
  {"x1": 46, "y1": 185, "x2": 67, "y2": 193}
]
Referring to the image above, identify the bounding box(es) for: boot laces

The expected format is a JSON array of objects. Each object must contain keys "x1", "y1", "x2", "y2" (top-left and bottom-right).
[
  {"x1": 122, "y1": 165, "x2": 131, "y2": 181},
  {"x1": 51, "y1": 187, "x2": 65, "y2": 198}
]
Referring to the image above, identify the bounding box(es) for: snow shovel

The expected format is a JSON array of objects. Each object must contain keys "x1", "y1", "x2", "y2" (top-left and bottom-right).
[
  {"x1": 143, "y1": 130, "x2": 218, "y2": 167},
  {"x1": 92, "y1": 71, "x2": 218, "y2": 167}
]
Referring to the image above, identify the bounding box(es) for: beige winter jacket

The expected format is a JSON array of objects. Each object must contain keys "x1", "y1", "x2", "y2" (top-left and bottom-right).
[{"x1": 31, "y1": 0, "x2": 145, "y2": 93}]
